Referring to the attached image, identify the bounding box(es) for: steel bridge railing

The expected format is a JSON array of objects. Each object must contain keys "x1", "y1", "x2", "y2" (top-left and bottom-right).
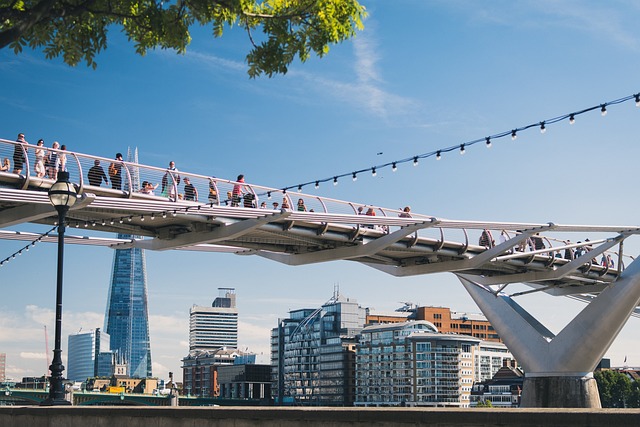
[{"x1": 0, "y1": 137, "x2": 633, "y2": 271}]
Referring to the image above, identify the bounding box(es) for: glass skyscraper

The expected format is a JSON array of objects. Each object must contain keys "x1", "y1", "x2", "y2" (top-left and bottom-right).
[
  {"x1": 67, "y1": 328, "x2": 111, "y2": 382},
  {"x1": 104, "y1": 148, "x2": 152, "y2": 378}
]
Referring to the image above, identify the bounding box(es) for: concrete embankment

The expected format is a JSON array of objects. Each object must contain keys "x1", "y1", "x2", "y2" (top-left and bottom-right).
[{"x1": 1, "y1": 406, "x2": 640, "y2": 426}]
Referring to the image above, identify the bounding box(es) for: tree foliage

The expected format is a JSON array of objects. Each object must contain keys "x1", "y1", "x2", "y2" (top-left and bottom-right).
[
  {"x1": 594, "y1": 370, "x2": 637, "y2": 408},
  {"x1": 0, "y1": 0, "x2": 366, "y2": 76}
]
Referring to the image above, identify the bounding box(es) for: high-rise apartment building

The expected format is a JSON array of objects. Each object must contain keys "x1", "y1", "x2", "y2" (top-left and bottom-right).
[
  {"x1": 354, "y1": 320, "x2": 512, "y2": 408},
  {"x1": 271, "y1": 292, "x2": 366, "y2": 406},
  {"x1": 104, "y1": 148, "x2": 152, "y2": 378},
  {"x1": 0, "y1": 353, "x2": 5, "y2": 382},
  {"x1": 189, "y1": 288, "x2": 238, "y2": 351},
  {"x1": 67, "y1": 328, "x2": 111, "y2": 382}
]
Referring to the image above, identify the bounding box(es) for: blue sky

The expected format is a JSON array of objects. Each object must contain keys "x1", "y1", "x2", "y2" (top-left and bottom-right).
[{"x1": 1, "y1": 1, "x2": 640, "y2": 382}]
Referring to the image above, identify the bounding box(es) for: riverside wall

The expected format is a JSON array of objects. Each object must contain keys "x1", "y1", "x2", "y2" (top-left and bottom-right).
[{"x1": 1, "y1": 406, "x2": 640, "y2": 427}]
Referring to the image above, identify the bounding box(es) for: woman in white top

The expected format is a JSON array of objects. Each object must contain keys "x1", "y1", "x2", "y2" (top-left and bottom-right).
[
  {"x1": 56, "y1": 144, "x2": 68, "y2": 172},
  {"x1": 34, "y1": 139, "x2": 46, "y2": 177}
]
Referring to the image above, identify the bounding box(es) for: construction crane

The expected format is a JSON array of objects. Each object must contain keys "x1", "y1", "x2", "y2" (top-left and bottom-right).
[{"x1": 44, "y1": 325, "x2": 50, "y2": 376}]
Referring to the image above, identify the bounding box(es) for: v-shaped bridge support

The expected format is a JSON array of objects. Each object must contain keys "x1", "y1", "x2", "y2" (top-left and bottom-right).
[{"x1": 456, "y1": 255, "x2": 640, "y2": 407}]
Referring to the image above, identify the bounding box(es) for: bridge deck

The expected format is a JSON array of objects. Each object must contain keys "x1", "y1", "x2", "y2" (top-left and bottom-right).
[{"x1": 1, "y1": 138, "x2": 639, "y2": 312}]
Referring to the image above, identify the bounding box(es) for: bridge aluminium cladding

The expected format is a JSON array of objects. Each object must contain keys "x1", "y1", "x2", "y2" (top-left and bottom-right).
[{"x1": 2, "y1": 138, "x2": 640, "y2": 407}]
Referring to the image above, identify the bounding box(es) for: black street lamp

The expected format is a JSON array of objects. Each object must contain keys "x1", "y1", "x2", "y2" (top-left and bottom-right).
[{"x1": 41, "y1": 171, "x2": 77, "y2": 406}]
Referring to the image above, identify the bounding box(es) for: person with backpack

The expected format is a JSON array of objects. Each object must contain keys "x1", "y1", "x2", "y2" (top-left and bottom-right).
[{"x1": 109, "y1": 153, "x2": 124, "y2": 190}]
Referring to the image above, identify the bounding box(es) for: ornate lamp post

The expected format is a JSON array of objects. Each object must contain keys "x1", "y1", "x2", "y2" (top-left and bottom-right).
[{"x1": 41, "y1": 171, "x2": 77, "y2": 406}]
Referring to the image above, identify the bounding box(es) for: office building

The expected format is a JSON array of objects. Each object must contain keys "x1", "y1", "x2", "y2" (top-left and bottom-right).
[
  {"x1": 0, "y1": 353, "x2": 5, "y2": 382},
  {"x1": 271, "y1": 292, "x2": 366, "y2": 406},
  {"x1": 67, "y1": 328, "x2": 111, "y2": 382},
  {"x1": 182, "y1": 348, "x2": 253, "y2": 397},
  {"x1": 218, "y1": 363, "x2": 271, "y2": 403},
  {"x1": 189, "y1": 288, "x2": 238, "y2": 351},
  {"x1": 104, "y1": 147, "x2": 153, "y2": 378},
  {"x1": 413, "y1": 306, "x2": 501, "y2": 342},
  {"x1": 354, "y1": 320, "x2": 512, "y2": 408}
]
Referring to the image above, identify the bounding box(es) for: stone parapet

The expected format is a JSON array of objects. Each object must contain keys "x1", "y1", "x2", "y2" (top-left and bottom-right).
[{"x1": 1, "y1": 407, "x2": 640, "y2": 427}]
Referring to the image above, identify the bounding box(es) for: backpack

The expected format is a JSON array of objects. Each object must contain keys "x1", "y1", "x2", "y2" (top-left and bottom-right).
[{"x1": 108, "y1": 163, "x2": 117, "y2": 177}]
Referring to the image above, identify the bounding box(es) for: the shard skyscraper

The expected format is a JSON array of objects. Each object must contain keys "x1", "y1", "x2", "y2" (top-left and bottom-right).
[{"x1": 104, "y1": 147, "x2": 152, "y2": 378}]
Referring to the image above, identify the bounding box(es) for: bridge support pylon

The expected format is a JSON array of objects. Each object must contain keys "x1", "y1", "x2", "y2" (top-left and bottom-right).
[{"x1": 457, "y1": 256, "x2": 640, "y2": 408}]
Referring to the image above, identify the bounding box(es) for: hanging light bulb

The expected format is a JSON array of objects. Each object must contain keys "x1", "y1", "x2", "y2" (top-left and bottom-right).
[
  {"x1": 119, "y1": 218, "x2": 124, "y2": 224},
  {"x1": 282, "y1": 189, "x2": 287, "y2": 195},
  {"x1": 140, "y1": 215, "x2": 145, "y2": 221},
  {"x1": 297, "y1": 185, "x2": 302, "y2": 192},
  {"x1": 150, "y1": 213, "x2": 155, "y2": 220},
  {"x1": 162, "y1": 212, "x2": 167, "y2": 219},
  {"x1": 127, "y1": 216, "x2": 133, "y2": 222},
  {"x1": 101, "y1": 220, "x2": 106, "y2": 226},
  {"x1": 392, "y1": 162, "x2": 397, "y2": 172},
  {"x1": 84, "y1": 222, "x2": 89, "y2": 228},
  {"x1": 110, "y1": 219, "x2": 115, "y2": 225},
  {"x1": 413, "y1": 157, "x2": 418, "y2": 166},
  {"x1": 267, "y1": 192, "x2": 272, "y2": 199},
  {"x1": 371, "y1": 167, "x2": 377, "y2": 177},
  {"x1": 172, "y1": 210, "x2": 177, "y2": 217},
  {"x1": 569, "y1": 114, "x2": 575, "y2": 125},
  {"x1": 540, "y1": 122, "x2": 546, "y2": 134},
  {"x1": 315, "y1": 181, "x2": 319, "y2": 189},
  {"x1": 25, "y1": 245, "x2": 30, "y2": 251},
  {"x1": 485, "y1": 137, "x2": 492, "y2": 148},
  {"x1": 75, "y1": 222, "x2": 80, "y2": 228},
  {"x1": 91, "y1": 221, "x2": 96, "y2": 227},
  {"x1": 511, "y1": 130, "x2": 517, "y2": 140},
  {"x1": 635, "y1": 94, "x2": 640, "y2": 107},
  {"x1": 601, "y1": 104, "x2": 607, "y2": 116},
  {"x1": 333, "y1": 177, "x2": 338, "y2": 186},
  {"x1": 436, "y1": 151, "x2": 441, "y2": 160},
  {"x1": 459, "y1": 144, "x2": 466, "y2": 155},
  {"x1": 352, "y1": 172, "x2": 357, "y2": 182}
]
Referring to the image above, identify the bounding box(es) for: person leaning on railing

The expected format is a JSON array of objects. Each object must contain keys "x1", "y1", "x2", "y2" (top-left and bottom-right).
[{"x1": 183, "y1": 177, "x2": 198, "y2": 201}]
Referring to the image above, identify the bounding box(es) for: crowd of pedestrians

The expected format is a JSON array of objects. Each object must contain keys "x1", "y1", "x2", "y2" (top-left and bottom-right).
[
  {"x1": 5, "y1": 131, "x2": 408, "y2": 221},
  {"x1": 476, "y1": 229, "x2": 618, "y2": 269}
]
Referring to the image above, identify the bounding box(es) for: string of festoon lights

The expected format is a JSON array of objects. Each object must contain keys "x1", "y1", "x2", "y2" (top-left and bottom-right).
[
  {"x1": 66, "y1": 90, "x2": 640, "y2": 224},
  {"x1": 1, "y1": 91, "x2": 639, "y2": 265},
  {"x1": 0, "y1": 225, "x2": 57, "y2": 267},
  {"x1": 271, "y1": 91, "x2": 639, "y2": 193}
]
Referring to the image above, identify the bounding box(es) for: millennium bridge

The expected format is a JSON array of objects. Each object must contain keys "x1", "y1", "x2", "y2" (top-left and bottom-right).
[{"x1": 1, "y1": 137, "x2": 640, "y2": 408}]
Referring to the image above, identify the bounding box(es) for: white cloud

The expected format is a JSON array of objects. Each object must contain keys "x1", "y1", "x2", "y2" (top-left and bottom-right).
[
  {"x1": 168, "y1": 49, "x2": 246, "y2": 72},
  {"x1": 540, "y1": 1, "x2": 639, "y2": 50},
  {"x1": 288, "y1": 30, "x2": 418, "y2": 120},
  {"x1": 353, "y1": 36, "x2": 382, "y2": 85},
  {"x1": 20, "y1": 352, "x2": 47, "y2": 360},
  {"x1": 459, "y1": 0, "x2": 640, "y2": 51},
  {"x1": 25, "y1": 304, "x2": 54, "y2": 325}
]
